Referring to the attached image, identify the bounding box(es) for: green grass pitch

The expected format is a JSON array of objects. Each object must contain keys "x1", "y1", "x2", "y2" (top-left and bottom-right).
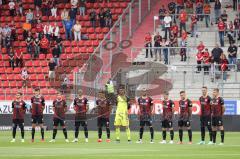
[{"x1": 0, "y1": 131, "x2": 239, "y2": 159}]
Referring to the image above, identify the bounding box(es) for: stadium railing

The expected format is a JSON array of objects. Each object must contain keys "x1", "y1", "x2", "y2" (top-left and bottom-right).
[{"x1": 73, "y1": 0, "x2": 159, "y2": 100}]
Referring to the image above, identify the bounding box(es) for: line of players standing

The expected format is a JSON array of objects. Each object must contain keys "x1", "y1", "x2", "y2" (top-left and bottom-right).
[{"x1": 10, "y1": 87, "x2": 225, "y2": 145}]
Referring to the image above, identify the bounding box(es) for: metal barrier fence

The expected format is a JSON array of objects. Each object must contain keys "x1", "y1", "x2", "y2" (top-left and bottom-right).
[{"x1": 73, "y1": 0, "x2": 159, "y2": 98}]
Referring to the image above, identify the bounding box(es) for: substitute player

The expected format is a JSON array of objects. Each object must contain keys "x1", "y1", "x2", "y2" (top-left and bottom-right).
[
  {"x1": 160, "y1": 91, "x2": 175, "y2": 144},
  {"x1": 10, "y1": 92, "x2": 27, "y2": 143},
  {"x1": 49, "y1": 92, "x2": 69, "y2": 142},
  {"x1": 30, "y1": 88, "x2": 45, "y2": 142},
  {"x1": 114, "y1": 86, "x2": 131, "y2": 143},
  {"x1": 198, "y1": 86, "x2": 213, "y2": 145},
  {"x1": 211, "y1": 88, "x2": 225, "y2": 145},
  {"x1": 96, "y1": 91, "x2": 112, "y2": 143},
  {"x1": 178, "y1": 91, "x2": 193, "y2": 144},
  {"x1": 72, "y1": 89, "x2": 89, "y2": 143},
  {"x1": 136, "y1": 88, "x2": 154, "y2": 144}
]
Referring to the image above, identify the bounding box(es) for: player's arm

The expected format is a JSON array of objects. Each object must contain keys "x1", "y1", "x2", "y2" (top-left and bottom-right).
[
  {"x1": 86, "y1": 98, "x2": 89, "y2": 112},
  {"x1": 73, "y1": 99, "x2": 77, "y2": 112},
  {"x1": 171, "y1": 100, "x2": 175, "y2": 115},
  {"x1": 12, "y1": 102, "x2": 14, "y2": 109},
  {"x1": 150, "y1": 97, "x2": 154, "y2": 115},
  {"x1": 41, "y1": 97, "x2": 46, "y2": 110},
  {"x1": 220, "y1": 97, "x2": 225, "y2": 115},
  {"x1": 127, "y1": 96, "x2": 131, "y2": 110},
  {"x1": 188, "y1": 99, "x2": 193, "y2": 118},
  {"x1": 64, "y1": 100, "x2": 68, "y2": 113},
  {"x1": 30, "y1": 97, "x2": 33, "y2": 113},
  {"x1": 52, "y1": 101, "x2": 56, "y2": 113}
]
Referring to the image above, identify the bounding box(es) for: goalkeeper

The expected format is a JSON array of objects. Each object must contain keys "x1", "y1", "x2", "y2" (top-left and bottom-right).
[{"x1": 114, "y1": 86, "x2": 131, "y2": 143}]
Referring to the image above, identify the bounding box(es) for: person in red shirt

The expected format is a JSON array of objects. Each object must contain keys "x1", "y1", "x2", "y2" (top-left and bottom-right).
[
  {"x1": 218, "y1": 18, "x2": 225, "y2": 47},
  {"x1": 170, "y1": 22, "x2": 179, "y2": 37},
  {"x1": 203, "y1": 48, "x2": 210, "y2": 74},
  {"x1": 179, "y1": 9, "x2": 187, "y2": 37},
  {"x1": 219, "y1": 54, "x2": 229, "y2": 81},
  {"x1": 144, "y1": 32, "x2": 153, "y2": 58},
  {"x1": 10, "y1": 92, "x2": 27, "y2": 143},
  {"x1": 40, "y1": 35, "x2": 49, "y2": 57},
  {"x1": 180, "y1": 30, "x2": 187, "y2": 62},
  {"x1": 185, "y1": 0, "x2": 193, "y2": 14},
  {"x1": 196, "y1": 50, "x2": 204, "y2": 72},
  {"x1": 15, "y1": 47, "x2": 24, "y2": 68},
  {"x1": 197, "y1": 41, "x2": 205, "y2": 53},
  {"x1": 36, "y1": 19, "x2": 44, "y2": 39},
  {"x1": 191, "y1": 13, "x2": 198, "y2": 37}
]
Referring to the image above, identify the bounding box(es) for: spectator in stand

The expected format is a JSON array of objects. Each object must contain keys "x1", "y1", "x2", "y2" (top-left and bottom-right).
[
  {"x1": 17, "y1": 0, "x2": 23, "y2": 16},
  {"x1": 196, "y1": 50, "x2": 204, "y2": 72},
  {"x1": 227, "y1": 21, "x2": 235, "y2": 44},
  {"x1": 233, "y1": 14, "x2": 240, "y2": 40},
  {"x1": 22, "y1": 20, "x2": 32, "y2": 39},
  {"x1": 2, "y1": 24, "x2": 11, "y2": 48},
  {"x1": 10, "y1": 20, "x2": 16, "y2": 41},
  {"x1": 26, "y1": 9, "x2": 34, "y2": 24},
  {"x1": 203, "y1": 1, "x2": 211, "y2": 28},
  {"x1": 41, "y1": 0, "x2": 50, "y2": 16},
  {"x1": 214, "y1": 0, "x2": 221, "y2": 23},
  {"x1": 168, "y1": 2, "x2": 176, "y2": 23},
  {"x1": 185, "y1": 0, "x2": 193, "y2": 14},
  {"x1": 9, "y1": 0, "x2": 15, "y2": 17},
  {"x1": 44, "y1": 22, "x2": 53, "y2": 41},
  {"x1": 52, "y1": 44, "x2": 60, "y2": 66},
  {"x1": 176, "y1": 0, "x2": 184, "y2": 14},
  {"x1": 197, "y1": 41, "x2": 205, "y2": 53},
  {"x1": 218, "y1": 18, "x2": 225, "y2": 47},
  {"x1": 34, "y1": 0, "x2": 42, "y2": 9},
  {"x1": 170, "y1": 21, "x2": 178, "y2": 38},
  {"x1": 163, "y1": 12, "x2": 172, "y2": 40},
  {"x1": 179, "y1": 9, "x2": 187, "y2": 37},
  {"x1": 99, "y1": 8, "x2": 106, "y2": 28},
  {"x1": 73, "y1": 21, "x2": 81, "y2": 41},
  {"x1": 191, "y1": 13, "x2": 198, "y2": 37},
  {"x1": 105, "y1": 8, "x2": 112, "y2": 28},
  {"x1": 233, "y1": 0, "x2": 238, "y2": 11},
  {"x1": 61, "y1": 74, "x2": 70, "y2": 94},
  {"x1": 48, "y1": 58, "x2": 57, "y2": 81},
  {"x1": 69, "y1": 7, "x2": 77, "y2": 24},
  {"x1": 180, "y1": 30, "x2": 187, "y2": 62},
  {"x1": 52, "y1": 22, "x2": 59, "y2": 41},
  {"x1": 159, "y1": 5, "x2": 166, "y2": 30},
  {"x1": 51, "y1": 4, "x2": 57, "y2": 17},
  {"x1": 90, "y1": 9, "x2": 97, "y2": 28},
  {"x1": 203, "y1": 48, "x2": 210, "y2": 74},
  {"x1": 5, "y1": 34, "x2": 12, "y2": 53},
  {"x1": 211, "y1": 43, "x2": 223, "y2": 64},
  {"x1": 56, "y1": 34, "x2": 63, "y2": 54},
  {"x1": 144, "y1": 32, "x2": 153, "y2": 58},
  {"x1": 26, "y1": 32, "x2": 33, "y2": 58},
  {"x1": 40, "y1": 35, "x2": 49, "y2": 57},
  {"x1": 154, "y1": 32, "x2": 162, "y2": 61},
  {"x1": 0, "y1": 26, "x2": 2, "y2": 49},
  {"x1": 169, "y1": 30, "x2": 178, "y2": 55},
  {"x1": 8, "y1": 48, "x2": 15, "y2": 70},
  {"x1": 15, "y1": 46, "x2": 24, "y2": 68},
  {"x1": 64, "y1": 17, "x2": 74, "y2": 41},
  {"x1": 227, "y1": 42, "x2": 238, "y2": 70},
  {"x1": 221, "y1": 10, "x2": 228, "y2": 23},
  {"x1": 34, "y1": 35, "x2": 41, "y2": 58},
  {"x1": 79, "y1": 0, "x2": 86, "y2": 16},
  {"x1": 71, "y1": 0, "x2": 78, "y2": 12},
  {"x1": 36, "y1": 19, "x2": 44, "y2": 39},
  {"x1": 21, "y1": 67, "x2": 29, "y2": 87},
  {"x1": 162, "y1": 38, "x2": 169, "y2": 65},
  {"x1": 196, "y1": 0, "x2": 204, "y2": 21},
  {"x1": 219, "y1": 54, "x2": 229, "y2": 81},
  {"x1": 61, "y1": 8, "x2": 69, "y2": 26}
]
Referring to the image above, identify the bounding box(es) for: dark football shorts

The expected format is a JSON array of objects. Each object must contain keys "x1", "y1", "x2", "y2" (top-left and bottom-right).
[
  {"x1": 75, "y1": 120, "x2": 87, "y2": 127},
  {"x1": 178, "y1": 119, "x2": 191, "y2": 127},
  {"x1": 97, "y1": 118, "x2": 110, "y2": 127},
  {"x1": 162, "y1": 119, "x2": 173, "y2": 128},
  {"x1": 212, "y1": 116, "x2": 223, "y2": 127},
  {"x1": 13, "y1": 119, "x2": 24, "y2": 125},
  {"x1": 53, "y1": 118, "x2": 65, "y2": 127},
  {"x1": 32, "y1": 115, "x2": 44, "y2": 124},
  {"x1": 200, "y1": 116, "x2": 212, "y2": 127}
]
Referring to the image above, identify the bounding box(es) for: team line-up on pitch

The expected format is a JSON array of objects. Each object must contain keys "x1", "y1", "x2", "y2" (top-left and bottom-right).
[{"x1": 10, "y1": 86, "x2": 225, "y2": 145}]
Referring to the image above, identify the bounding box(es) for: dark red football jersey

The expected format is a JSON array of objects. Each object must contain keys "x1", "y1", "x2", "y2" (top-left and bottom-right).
[
  {"x1": 179, "y1": 99, "x2": 192, "y2": 120},
  {"x1": 138, "y1": 97, "x2": 153, "y2": 120},
  {"x1": 12, "y1": 100, "x2": 26, "y2": 120},
  {"x1": 31, "y1": 96, "x2": 45, "y2": 116},
  {"x1": 74, "y1": 97, "x2": 88, "y2": 120},
  {"x1": 162, "y1": 100, "x2": 175, "y2": 120},
  {"x1": 211, "y1": 97, "x2": 224, "y2": 117},
  {"x1": 96, "y1": 99, "x2": 111, "y2": 118},
  {"x1": 199, "y1": 95, "x2": 212, "y2": 116},
  {"x1": 53, "y1": 99, "x2": 67, "y2": 119}
]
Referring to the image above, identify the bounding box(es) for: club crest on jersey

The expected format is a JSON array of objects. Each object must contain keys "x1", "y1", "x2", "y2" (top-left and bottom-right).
[
  {"x1": 205, "y1": 99, "x2": 208, "y2": 102},
  {"x1": 185, "y1": 102, "x2": 188, "y2": 105}
]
